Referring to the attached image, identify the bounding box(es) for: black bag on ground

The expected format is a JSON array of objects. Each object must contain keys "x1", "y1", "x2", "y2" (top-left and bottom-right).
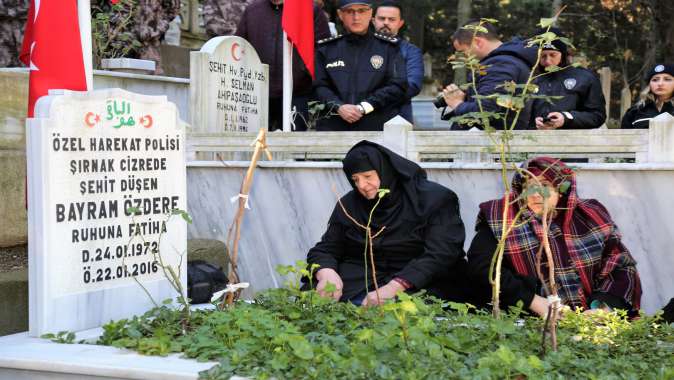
[
  {"x1": 662, "y1": 297, "x2": 674, "y2": 324},
  {"x1": 187, "y1": 260, "x2": 228, "y2": 304}
]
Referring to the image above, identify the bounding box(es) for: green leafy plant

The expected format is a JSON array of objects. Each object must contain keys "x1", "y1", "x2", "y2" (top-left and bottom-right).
[
  {"x1": 89, "y1": 273, "x2": 673, "y2": 379},
  {"x1": 91, "y1": 0, "x2": 142, "y2": 67},
  {"x1": 41, "y1": 331, "x2": 76, "y2": 344},
  {"x1": 297, "y1": 101, "x2": 340, "y2": 131},
  {"x1": 125, "y1": 207, "x2": 193, "y2": 325}
]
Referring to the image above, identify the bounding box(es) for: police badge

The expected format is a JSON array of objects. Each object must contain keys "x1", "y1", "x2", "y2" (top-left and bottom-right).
[
  {"x1": 370, "y1": 55, "x2": 384, "y2": 70},
  {"x1": 564, "y1": 78, "x2": 577, "y2": 90}
]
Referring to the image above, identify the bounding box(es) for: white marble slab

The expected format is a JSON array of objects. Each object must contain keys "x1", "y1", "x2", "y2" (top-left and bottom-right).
[
  {"x1": 187, "y1": 162, "x2": 674, "y2": 314},
  {"x1": 0, "y1": 332, "x2": 216, "y2": 380}
]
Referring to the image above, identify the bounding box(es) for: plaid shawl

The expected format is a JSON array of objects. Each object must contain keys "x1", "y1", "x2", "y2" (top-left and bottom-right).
[{"x1": 479, "y1": 157, "x2": 641, "y2": 310}]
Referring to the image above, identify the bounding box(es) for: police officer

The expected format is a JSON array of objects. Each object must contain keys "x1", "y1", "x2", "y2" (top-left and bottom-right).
[
  {"x1": 531, "y1": 29, "x2": 606, "y2": 130},
  {"x1": 621, "y1": 64, "x2": 674, "y2": 129},
  {"x1": 313, "y1": 0, "x2": 407, "y2": 131}
]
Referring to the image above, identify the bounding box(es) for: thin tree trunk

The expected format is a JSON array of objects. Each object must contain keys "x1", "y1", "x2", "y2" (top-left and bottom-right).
[{"x1": 455, "y1": 0, "x2": 471, "y2": 85}]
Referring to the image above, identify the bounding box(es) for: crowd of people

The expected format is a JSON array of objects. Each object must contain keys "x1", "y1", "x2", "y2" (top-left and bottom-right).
[
  {"x1": 229, "y1": 0, "x2": 674, "y2": 131},
  {"x1": 224, "y1": 0, "x2": 671, "y2": 317}
]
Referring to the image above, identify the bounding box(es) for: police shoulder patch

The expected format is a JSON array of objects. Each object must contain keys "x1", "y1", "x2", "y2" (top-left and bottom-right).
[
  {"x1": 317, "y1": 34, "x2": 344, "y2": 45},
  {"x1": 374, "y1": 32, "x2": 399, "y2": 44}
]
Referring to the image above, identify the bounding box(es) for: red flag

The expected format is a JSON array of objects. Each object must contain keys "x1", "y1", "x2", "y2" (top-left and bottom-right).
[
  {"x1": 20, "y1": 0, "x2": 87, "y2": 117},
  {"x1": 282, "y1": 0, "x2": 315, "y2": 77}
]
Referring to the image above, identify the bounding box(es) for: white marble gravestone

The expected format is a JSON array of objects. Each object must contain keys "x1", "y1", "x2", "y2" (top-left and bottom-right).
[
  {"x1": 26, "y1": 88, "x2": 187, "y2": 336},
  {"x1": 190, "y1": 36, "x2": 269, "y2": 133}
]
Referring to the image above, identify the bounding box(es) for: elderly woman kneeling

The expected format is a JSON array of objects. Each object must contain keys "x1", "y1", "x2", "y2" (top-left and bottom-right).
[
  {"x1": 306, "y1": 141, "x2": 467, "y2": 306},
  {"x1": 467, "y1": 157, "x2": 642, "y2": 316}
]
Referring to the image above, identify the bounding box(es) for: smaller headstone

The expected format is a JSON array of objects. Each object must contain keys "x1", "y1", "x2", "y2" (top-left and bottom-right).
[
  {"x1": 26, "y1": 88, "x2": 187, "y2": 336},
  {"x1": 190, "y1": 36, "x2": 269, "y2": 133}
]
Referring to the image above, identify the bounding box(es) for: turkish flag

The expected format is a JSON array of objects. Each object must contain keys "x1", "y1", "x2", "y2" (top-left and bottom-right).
[
  {"x1": 20, "y1": 0, "x2": 87, "y2": 117},
  {"x1": 282, "y1": 0, "x2": 315, "y2": 77}
]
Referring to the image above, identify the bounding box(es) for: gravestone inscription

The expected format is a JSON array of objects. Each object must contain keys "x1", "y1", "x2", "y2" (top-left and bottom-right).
[
  {"x1": 190, "y1": 36, "x2": 269, "y2": 133},
  {"x1": 26, "y1": 89, "x2": 187, "y2": 336}
]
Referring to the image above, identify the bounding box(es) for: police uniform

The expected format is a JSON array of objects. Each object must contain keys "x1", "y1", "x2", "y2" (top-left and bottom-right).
[
  {"x1": 313, "y1": 31, "x2": 407, "y2": 131},
  {"x1": 532, "y1": 66, "x2": 606, "y2": 129},
  {"x1": 621, "y1": 63, "x2": 674, "y2": 129}
]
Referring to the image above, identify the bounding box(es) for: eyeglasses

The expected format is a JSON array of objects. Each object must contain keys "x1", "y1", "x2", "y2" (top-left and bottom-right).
[{"x1": 341, "y1": 7, "x2": 372, "y2": 17}]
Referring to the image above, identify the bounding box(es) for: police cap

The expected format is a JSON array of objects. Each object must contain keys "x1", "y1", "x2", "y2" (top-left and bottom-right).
[
  {"x1": 646, "y1": 64, "x2": 674, "y2": 82},
  {"x1": 338, "y1": 0, "x2": 372, "y2": 9}
]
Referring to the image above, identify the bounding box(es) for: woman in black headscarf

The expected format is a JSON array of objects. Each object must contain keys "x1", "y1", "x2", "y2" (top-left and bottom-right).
[{"x1": 306, "y1": 141, "x2": 466, "y2": 306}]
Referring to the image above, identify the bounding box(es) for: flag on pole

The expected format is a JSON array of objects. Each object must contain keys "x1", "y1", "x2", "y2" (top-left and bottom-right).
[
  {"x1": 20, "y1": 0, "x2": 88, "y2": 117},
  {"x1": 281, "y1": 0, "x2": 315, "y2": 78}
]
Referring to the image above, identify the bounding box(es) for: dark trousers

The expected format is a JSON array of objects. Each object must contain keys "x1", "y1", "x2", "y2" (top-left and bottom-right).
[{"x1": 268, "y1": 95, "x2": 309, "y2": 131}]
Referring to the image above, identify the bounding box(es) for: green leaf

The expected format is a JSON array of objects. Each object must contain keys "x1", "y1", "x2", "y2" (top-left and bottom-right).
[
  {"x1": 287, "y1": 336, "x2": 314, "y2": 360},
  {"x1": 539, "y1": 17, "x2": 556, "y2": 28},
  {"x1": 377, "y1": 188, "x2": 391, "y2": 198},
  {"x1": 357, "y1": 328, "x2": 374, "y2": 342},
  {"x1": 323, "y1": 281, "x2": 337, "y2": 293},
  {"x1": 545, "y1": 65, "x2": 562, "y2": 73},
  {"x1": 495, "y1": 345, "x2": 516, "y2": 365},
  {"x1": 558, "y1": 180, "x2": 571, "y2": 194}
]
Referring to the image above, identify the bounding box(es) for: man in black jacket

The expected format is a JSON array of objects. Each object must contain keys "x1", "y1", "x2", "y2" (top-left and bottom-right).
[
  {"x1": 531, "y1": 32, "x2": 606, "y2": 129},
  {"x1": 313, "y1": 0, "x2": 408, "y2": 131},
  {"x1": 442, "y1": 21, "x2": 537, "y2": 130}
]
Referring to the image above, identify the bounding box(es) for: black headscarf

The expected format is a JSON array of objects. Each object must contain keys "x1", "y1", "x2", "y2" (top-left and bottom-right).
[{"x1": 338, "y1": 141, "x2": 456, "y2": 228}]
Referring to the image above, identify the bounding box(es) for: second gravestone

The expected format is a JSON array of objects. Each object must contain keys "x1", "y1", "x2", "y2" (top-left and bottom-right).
[
  {"x1": 190, "y1": 36, "x2": 269, "y2": 133},
  {"x1": 26, "y1": 89, "x2": 187, "y2": 336}
]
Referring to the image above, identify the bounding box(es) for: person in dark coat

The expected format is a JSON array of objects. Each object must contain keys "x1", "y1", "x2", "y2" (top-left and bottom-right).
[
  {"x1": 467, "y1": 157, "x2": 642, "y2": 317},
  {"x1": 306, "y1": 141, "x2": 466, "y2": 305},
  {"x1": 313, "y1": 0, "x2": 408, "y2": 131},
  {"x1": 235, "y1": 0, "x2": 331, "y2": 131},
  {"x1": 531, "y1": 30, "x2": 606, "y2": 129},
  {"x1": 372, "y1": 1, "x2": 423, "y2": 124},
  {"x1": 441, "y1": 21, "x2": 538, "y2": 130},
  {"x1": 621, "y1": 64, "x2": 674, "y2": 129}
]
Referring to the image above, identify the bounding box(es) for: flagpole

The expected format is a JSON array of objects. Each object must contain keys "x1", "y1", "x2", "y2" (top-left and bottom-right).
[
  {"x1": 78, "y1": 0, "x2": 94, "y2": 90},
  {"x1": 282, "y1": 32, "x2": 293, "y2": 132}
]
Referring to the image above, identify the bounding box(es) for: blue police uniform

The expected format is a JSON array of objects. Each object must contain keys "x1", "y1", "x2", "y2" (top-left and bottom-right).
[{"x1": 313, "y1": 30, "x2": 408, "y2": 131}]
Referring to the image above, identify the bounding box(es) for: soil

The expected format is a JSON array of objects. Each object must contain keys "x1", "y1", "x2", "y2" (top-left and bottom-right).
[{"x1": 0, "y1": 244, "x2": 28, "y2": 273}]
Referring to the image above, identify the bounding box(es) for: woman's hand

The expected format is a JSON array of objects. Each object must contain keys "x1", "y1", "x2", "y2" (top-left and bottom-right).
[
  {"x1": 529, "y1": 294, "x2": 569, "y2": 320},
  {"x1": 315, "y1": 268, "x2": 343, "y2": 300},
  {"x1": 361, "y1": 280, "x2": 406, "y2": 307},
  {"x1": 529, "y1": 294, "x2": 550, "y2": 318},
  {"x1": 535, "y1": 112, "x2": 565, "y2": 129}
]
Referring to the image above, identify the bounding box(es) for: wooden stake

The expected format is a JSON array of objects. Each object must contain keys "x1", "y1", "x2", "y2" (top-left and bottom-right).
[{"x1": 222, "y1": 129, "x2": 272, "y2": 307}]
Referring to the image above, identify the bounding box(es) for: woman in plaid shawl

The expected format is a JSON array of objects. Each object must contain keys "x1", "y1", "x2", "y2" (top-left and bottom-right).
[{"x1": 467, "y1": 157, "x2": 641, "y2": 317}]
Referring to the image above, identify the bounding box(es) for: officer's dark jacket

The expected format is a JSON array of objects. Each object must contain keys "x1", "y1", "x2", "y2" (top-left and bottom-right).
[
  {"x1": 399, "y1": 39, "x2": 424, "y2": 123},
  {"x1": 531, "y1": 66, "x2": 606, "y2": 129},
  {"x1": 445, "y1": 39, "x2": 537, "y2": 130},
  {"x1": 313, "y1": 31, "x2": 408, "y2": 131},
  {"x1": 621, "y1": 99, "x2": 674, "y2": 129}
]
